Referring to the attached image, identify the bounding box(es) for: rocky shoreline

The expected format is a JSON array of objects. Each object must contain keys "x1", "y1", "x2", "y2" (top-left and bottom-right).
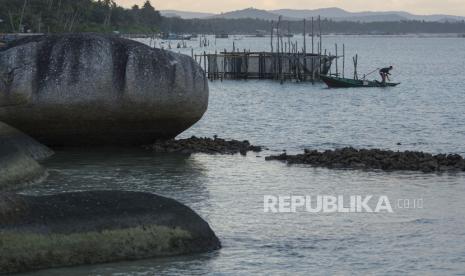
[
  {"x1": 0, "y1": 33, "x2": 220, "y2": 274},
  {"x1": 146, "y1": 136, "x2": 263, "y2": 155},
  {"x1": 1, "y1": 32, "x2": 464, "y2": 274},
  {"x1": 265, "y1": 147, "x2": 465, "y2": 173}
]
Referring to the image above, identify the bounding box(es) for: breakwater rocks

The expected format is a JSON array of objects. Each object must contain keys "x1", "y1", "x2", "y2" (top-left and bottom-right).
[
  {"x1": 0, "y1": 122, "x2": 53, "y2": 190},
  {"x1": 146, "y1": 136, "x2": 262, "y2": 155},
  {"x1": 0, "y1": 33, "x2": 208, "y2": 146},
  {"x1": 0, "y1": 191, "x2": 221, "y2": 274},
  {"x1": 266, "y1": 147, "x2": 465, "y2": 173}
]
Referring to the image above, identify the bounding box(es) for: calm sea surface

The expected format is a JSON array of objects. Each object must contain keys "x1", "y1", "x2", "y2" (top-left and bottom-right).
[{"x1": 23, "y1": 35, "x2": 465, "y2": 275}]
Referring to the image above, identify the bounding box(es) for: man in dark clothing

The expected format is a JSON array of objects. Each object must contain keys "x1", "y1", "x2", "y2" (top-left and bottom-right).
[{"x1": 379, "y1": 66, "x2": 393, "y2": 83}]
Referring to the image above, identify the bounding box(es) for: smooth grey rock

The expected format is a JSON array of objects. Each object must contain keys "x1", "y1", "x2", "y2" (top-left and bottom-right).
[
  {"x1": 0, "y1": 141, "x2": 46, "y2": 190},
  {"x1": 0, "y1": 33, "x2": 208, "y2": 146},
  {"x1": 0, "y1": 122, "x2": 52, "y2": 190},
  {"x1": 0, "y1": 121, "x2": 54, "y2": 160},
  {"x1": 0, "y1": 191, "x2": 221, "y2": 274}
]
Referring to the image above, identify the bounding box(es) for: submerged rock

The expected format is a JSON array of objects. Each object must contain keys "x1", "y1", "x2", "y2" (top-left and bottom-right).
[
  {"x1": 0, "y1": 33, "x2": 208, "y2": 146},
  {"x1": 146, "y1": 136, "x2": 263, "y2": 155},
  {"x1": 0, "y1": 191, "x2": 221, "y2": 274},
  {"x1": 266, "y1": 147, "x2": 465, "y2": 173},
  {"x1": 0, "y1": 122, "x2": 53, "y2": 190},
  {"x1": 0, "y1": 141, "x2": 45, "y2": 190},
  {"x1": 0, "y1": 122, "x2": 53, "y2": 160}
]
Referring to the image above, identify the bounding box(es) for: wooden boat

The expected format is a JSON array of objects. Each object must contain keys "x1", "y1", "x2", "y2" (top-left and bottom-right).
[
  {"x1": 320, "y1": 75, "x2": 400, "y2": 88},
  {"x1": 160, "y1": 33, "x2": 192, "y2": 40}
]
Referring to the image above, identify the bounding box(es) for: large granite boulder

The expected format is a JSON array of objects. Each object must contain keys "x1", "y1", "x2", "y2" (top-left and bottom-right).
[
  {"x1": 0, "y1": 191, "x2": 221, "y2": 274},
  {"x1": 0, "y1": 33, "x2": 208, "y2": 146},
  {"x1": 0, "y1": 122, "x2": 53, "y2": 190}
]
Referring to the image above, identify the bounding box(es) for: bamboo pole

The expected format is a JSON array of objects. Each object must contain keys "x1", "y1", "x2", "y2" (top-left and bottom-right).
[
  {"x1": 220, "y1": 59, "x2": 223, "y2": 81},
  {"x1": 329, "y1": 51, "x2": 332, "y2": 76},
  {"x1": 319, "y1": 16, "x2": 322, "y2": 54},
  {"x1": 280, "y1": 34, "x2": 284, "y2": 83},
  {"x1": 318, "y1": 16, "x2": 322, "y2": 77},
  {"x1": 311, "y1": 17, "x2": 315, "y2": 82},
  {"x1": 270, "y1": 20, "x2": 274, "y2": 53},
  {"x1": 311, "y1": 17, "x2": 314, "y2": 54},
  {"x1": 287, "y1": 22, "x2": 291, "y2": 53},
  {"x1": 244, "y1": 49, "x2": 248, "y2": 79},
  {"x1": 223, "y1": 51, "x2": 226, "y2": 80},
  {"x1": 317, "y1": 42, "x2": 320, "y2": 76},
  {"x1": 203, "y1": 51, "x2": 207, "y2": 78},
  {"x1": 335, "y1": 44, "x2": 338, "y2": 77},
  {"x1": 303, "y1": 19, "x2": 307, "y2": 54},
  {"x1": 353, "y1": 54, "x2": 358, "y2": 80},
  {"x1": 215, "y1": 50, "x2": 218, "y2": 80},
  {"x1": 276, "y1": 16, "x2": 281, "y2": 80},
  {"x1": 343, "y1": 44, "x2": 345, "y2": 78}
]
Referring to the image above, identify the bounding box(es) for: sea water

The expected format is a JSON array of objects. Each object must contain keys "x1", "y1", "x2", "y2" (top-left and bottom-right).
[{"x1": 23, "y1": 35, "x2": 465, "y2": 275}]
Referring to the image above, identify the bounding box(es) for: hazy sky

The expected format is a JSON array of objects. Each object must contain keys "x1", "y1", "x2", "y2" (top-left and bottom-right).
[{"x1": 114, "y1": 0, "x2": 465, "y2": 16}]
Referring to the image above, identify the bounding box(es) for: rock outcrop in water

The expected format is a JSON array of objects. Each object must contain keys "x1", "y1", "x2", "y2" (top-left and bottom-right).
[
  {"x1": 266, "y1": 147, "x2": 465, "y2": 173},
  {"x1": 146, "y1": 136, "x2": 263, "y2": 155},
  {"x1": 0, "y1": 33, "x2": 208, "y2": 146},
  {"x1": 0, "y1": 191, "x2": 221, "y2": 274},
  {"x1": 0, "y1": 122, "x2": 53, "y2": 160},
  {"x1": 0, "y1": 122, "x2": 53, "y2": 190}
]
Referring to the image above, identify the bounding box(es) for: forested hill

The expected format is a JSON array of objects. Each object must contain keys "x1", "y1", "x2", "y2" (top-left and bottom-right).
[
  {"x1": 161, "y1": 17, "x2": 465, "y2": 35},
  {"x1": 0, "y1": 0, "x2": 162, "y2": 33},
  {"x1": 1, "y1": 0, "x2": 465, "y2": 35}
]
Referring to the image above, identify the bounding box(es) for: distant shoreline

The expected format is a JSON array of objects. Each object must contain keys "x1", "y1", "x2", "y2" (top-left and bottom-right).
[{"x1": 2, "y1": 32, "x2": 464, "y2": 38}]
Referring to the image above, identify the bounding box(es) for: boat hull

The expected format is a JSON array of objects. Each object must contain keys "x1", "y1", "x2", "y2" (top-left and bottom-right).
[{"x1": 321, "y1": 75, "x2": 400, "y2": 88}]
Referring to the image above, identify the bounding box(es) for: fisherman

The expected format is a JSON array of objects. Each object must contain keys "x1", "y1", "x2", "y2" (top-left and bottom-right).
[{"x1": 379, "y1": 66, "x2": 393, "y2": 83}]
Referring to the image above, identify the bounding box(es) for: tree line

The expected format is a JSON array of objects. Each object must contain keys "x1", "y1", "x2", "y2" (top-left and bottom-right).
[
  {"x1": 162, "y1": 17, "x2": 465, "y2": 35},
  {"x1": 1, "y1": 0, "x2": 465, "y2": 35},
  {"x1": 0, "y1": 0, "x2": 161, "y2": 33}
]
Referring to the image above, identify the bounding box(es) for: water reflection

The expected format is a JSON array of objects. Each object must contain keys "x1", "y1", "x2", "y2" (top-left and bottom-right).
[
  {"x1": 17, "y1": 151, "x2": 465, "y2": 275},
  {"x1": 27, "y1": 148, "x2": 211, "y2": 206},
  {"x1": 16, "y1": 35, "x2": 465, "y2": 274},
  {"x1": 21, "y1": 252, "x2": 221, "y2": 276}
]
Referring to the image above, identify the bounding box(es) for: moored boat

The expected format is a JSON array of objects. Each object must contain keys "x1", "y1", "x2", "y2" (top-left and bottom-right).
[
  {"x1": 320, "y1": 75, "x2": 400, "y2": 88},
  {"x1": 160, "y1": 33, "x2": 192, "y2": 40}
]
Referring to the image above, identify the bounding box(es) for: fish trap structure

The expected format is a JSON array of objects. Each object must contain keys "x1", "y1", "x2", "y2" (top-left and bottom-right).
[
  {"x1": 196, "y1": 51, "x2": 335, "y2": 82},
  {"x1": 193, "y1": 16, "x2": 347, "y2": 83}
]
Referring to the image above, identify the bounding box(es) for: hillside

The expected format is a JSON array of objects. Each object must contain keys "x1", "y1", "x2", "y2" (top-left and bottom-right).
[
  {"x1": 211, "y1": 8, "x2": 282, "y2": 20},
  {"x1": 161, "y1": 10, "x2": 214, "y2": 19},
  {"x1": 163, "y1": 7, "x2": 465, "y2": 22}
]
